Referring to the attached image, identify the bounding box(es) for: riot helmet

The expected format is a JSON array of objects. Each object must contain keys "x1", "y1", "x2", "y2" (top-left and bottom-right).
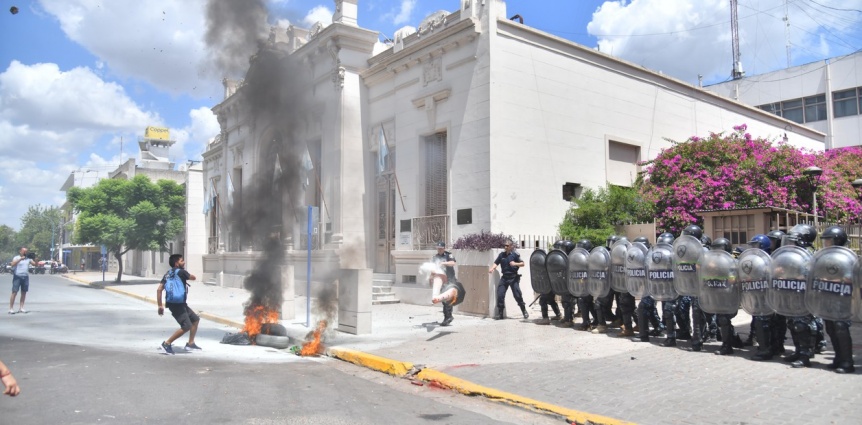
[
  {"x1": 553, "y1": 240, "x2": 564, "y2": 250},
  {"x1": 783, "y1": 224, "x2": 816, "y2": 248},
  {"x1": 700, "y1": 234, "x2": 713, "y2": 248},
  {"x1": 766, "y1": 230, "x2": 785, "y2": 251},
  {"x1": 710, "y1": 237, "x2": 732, "y2": 254},
  {"x1": 820, "y1": 226, "x2": 848, "y2": 247},
  {"x1": 681, "y1": 224, "x2": 703, "y2": 240},
  {"x1": 748, "y1": 234, "x2": 771, "y2": 253},
  {"x1": 657, "y1": 232, "x2": 675, "y2": 245},
  {"x1": 606, "y1": 235, "x2": 620, "y2": 249},
  {"x1": 633, "y1": 236, "x2": 651, "y2": 248},
  {"x1": 575, "y1": 239, "x2": 594, "y2": 251},
  {"x1": 561, "y1": 240, "x2": 576, "y2": 254}
]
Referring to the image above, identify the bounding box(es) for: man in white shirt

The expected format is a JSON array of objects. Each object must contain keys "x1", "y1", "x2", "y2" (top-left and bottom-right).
[{"x1": 9, "y1": 247, "x2": 33, "y2": 314}]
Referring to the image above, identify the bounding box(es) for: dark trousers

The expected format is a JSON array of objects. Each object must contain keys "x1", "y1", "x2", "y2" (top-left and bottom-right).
[{"x1": 496, "y1": 275, "x2": 526, "y2": 311}]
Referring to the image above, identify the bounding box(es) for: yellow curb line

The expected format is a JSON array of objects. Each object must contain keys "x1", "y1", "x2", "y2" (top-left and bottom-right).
[
  {"x1": 326, "y1": 346, "x2": 634, "y2": 425},
  {"x1": 327, "y1": 347, "x2": 414, "y2": 377},
  {"x1": 61, "y1": 274, "x2": 244, "y2": 329},
  {"x1": 415, "y1": 368, "x2": 636, "y2": 425}
]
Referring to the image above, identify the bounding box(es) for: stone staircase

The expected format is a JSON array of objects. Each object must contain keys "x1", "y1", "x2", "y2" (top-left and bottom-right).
[{"x1": 372, "y1": 273, "x2": 399, "y2": 305}]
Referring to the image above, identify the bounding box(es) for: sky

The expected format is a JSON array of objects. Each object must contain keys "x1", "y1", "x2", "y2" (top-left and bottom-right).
[{"x1": 0, "y1": 0, "x2": 859, "y2": 230}]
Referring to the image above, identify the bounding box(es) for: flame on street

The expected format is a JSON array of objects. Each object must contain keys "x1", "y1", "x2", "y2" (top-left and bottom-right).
[
  {"x1": 300, "y1": 320, "x2": 327, "y2": 356},
  {"x1": 243, "y1": 304, "x2": 279, "y2": 342}
]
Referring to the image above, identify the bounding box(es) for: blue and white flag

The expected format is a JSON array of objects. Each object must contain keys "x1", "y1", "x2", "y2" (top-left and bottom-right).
[
  {"x1": 226, "y1": 172, "x2": 235, "y2": 207},
  {"x1": 202, "y1": 182, "x2": 209, "y2": 214},
  {"x1": 378, "y1": 124, "x2": 388, "y2": 173},
  {"x1": 301, "y1": 146, "x2": 313, "y2": 189}
]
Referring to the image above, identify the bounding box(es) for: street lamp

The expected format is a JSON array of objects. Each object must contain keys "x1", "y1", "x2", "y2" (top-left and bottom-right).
[{"x1": 802, "y1": 166, "x2": 823, "y2": 229}]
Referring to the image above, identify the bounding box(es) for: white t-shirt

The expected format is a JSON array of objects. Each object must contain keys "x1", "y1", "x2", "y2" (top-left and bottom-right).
[{"x1": 13, "y1": 255, "x2": 31, "y2": 276}]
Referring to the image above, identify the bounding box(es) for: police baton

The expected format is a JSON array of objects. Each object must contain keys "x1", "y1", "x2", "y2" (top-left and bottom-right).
[{"x1": 528, "y1": 293, "x2": 542, "y2": 307}]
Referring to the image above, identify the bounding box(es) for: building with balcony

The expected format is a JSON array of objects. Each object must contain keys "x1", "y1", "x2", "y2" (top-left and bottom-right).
[{"x1": 201, "y1": 0, "x2": 826, "y2": 307}]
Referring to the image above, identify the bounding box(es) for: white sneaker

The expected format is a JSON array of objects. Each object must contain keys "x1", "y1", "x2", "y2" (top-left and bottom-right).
[{"x1": 8, "y1": 309, "x2": 15, "y2": 315}]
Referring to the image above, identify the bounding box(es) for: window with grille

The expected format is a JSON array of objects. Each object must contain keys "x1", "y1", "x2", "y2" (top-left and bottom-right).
[{"x1": 425, "y1": 133, "x2": 447, "y2": 216}]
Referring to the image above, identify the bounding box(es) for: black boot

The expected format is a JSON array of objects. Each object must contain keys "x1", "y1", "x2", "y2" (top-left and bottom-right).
[
  {"x1": 661, "y1": 303, "x2": 676, "y2": 347},
  {"x1": 550, "y1": 303, "x2": 562, "y2": 321},
  {"x1": 751, "y1": 318, "x2": 773, "y2": 361},
  {"x1": 441, "y1": 304, "x2": 453, "y2": 326},
  {"x1": 495, "y1": 307, "x2": 505, "y2": 320},
  {"x1": 520, "y1": 304, "x2": 529, "y2": 320},
  {"x1": 790, "y1": 328, "x2": 813, "y2": 368},
  {"x1": 716, "y1": 319, "x2": 734, "y2": 355},
  {"x1": 833, "y1": 322, "x2": 855, "y2": 374}
]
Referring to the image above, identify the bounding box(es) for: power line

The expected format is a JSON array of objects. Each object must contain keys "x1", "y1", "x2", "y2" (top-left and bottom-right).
[{"x1": 806, "y1": 0, "x2": 862, "y2": 13}]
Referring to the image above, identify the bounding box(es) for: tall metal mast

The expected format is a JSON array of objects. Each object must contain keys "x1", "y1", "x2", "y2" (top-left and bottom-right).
[{"x1": 731, "y1": 0, "x2": 744, "y2": 79}]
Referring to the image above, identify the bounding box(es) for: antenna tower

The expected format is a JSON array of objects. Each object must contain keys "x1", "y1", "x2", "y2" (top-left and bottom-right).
[{"x1": 730, "y1": 0, "x2": 744, "y2": 79}]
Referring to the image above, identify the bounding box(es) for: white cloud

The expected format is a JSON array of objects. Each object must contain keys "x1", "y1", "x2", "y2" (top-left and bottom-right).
[
  {"x1": 171, "y1": 106, "x2": 221, "y2": 163},
  {"x1": 37, "y1": 0, "x2": 216, "y2": 98},
  {"x1": 303, "y1": 5, "x2": 333, "y2": 27},
  {"x1": 586, "y1": 0, "x2": 862, "y2": 85},
  {"x1": 0, "y1": 60, "x2": 161, "y2": 229},
  {"x1": 384, "y1": 0, "x2": 416, "y2": 26}
]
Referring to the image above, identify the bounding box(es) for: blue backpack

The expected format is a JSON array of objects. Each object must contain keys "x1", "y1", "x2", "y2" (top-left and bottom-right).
[{"x1": 164, "y1": 268, "x2": 186, "y2": 304}]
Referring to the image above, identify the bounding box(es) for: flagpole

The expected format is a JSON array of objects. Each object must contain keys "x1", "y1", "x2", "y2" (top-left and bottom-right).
[
  {"x1": 379, "y1": 125, "x2": 406, "y2": 212},
  {"x1": 311, "y1": 162, "x2": 331, "y2": 221},
  {"x1": 392, "y1": 172, "x2": 406, "y2": 212}
]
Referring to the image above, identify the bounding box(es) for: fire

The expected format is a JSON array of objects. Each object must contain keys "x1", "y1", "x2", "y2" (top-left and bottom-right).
[
  {"x1": 243, "y1": 304, "x2": 280, "y2": 342},
  {"x1": 300, "y1": 320, "x2": 327, "y2": 356}
]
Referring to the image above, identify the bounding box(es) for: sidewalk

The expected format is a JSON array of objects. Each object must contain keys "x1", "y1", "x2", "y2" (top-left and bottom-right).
[{"x1": 64, "y1": 272, "x2": 861, "y2": 425}]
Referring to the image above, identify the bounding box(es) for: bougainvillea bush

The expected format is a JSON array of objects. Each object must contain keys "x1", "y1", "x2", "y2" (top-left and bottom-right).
[{"x1": 638, "y1": 124, "x2": 862, "y2": 234}]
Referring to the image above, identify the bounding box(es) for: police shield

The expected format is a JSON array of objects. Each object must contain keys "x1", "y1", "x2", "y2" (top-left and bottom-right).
[
  {"x1": 697, "y1": 249, "x2": 740, "y2": 314},
  {"x1": 588, "y1": 246, "x2": 611, "y2": 298},
  {"x1": 647, "y1": 243, "x2": 677, "y2": 301},
  {"x1": 672, "y1": 235, "x2": 703, "y2": 296},
  {"x1": 625, "y1": 242, "x2": 649, "y2": 297},
  {"x1": 805, "y1": 246, "x2": 858, "y2": 321},
  {"x1": 529, "y1": 250, "x2": 552, "y2": 295},
  {"x1": 567, "y1": 247, "x2": 590, "y2": 297},
  {"x1": 610, "y1": 239, "x2": 632, "y2": 293},
  {"x1": 738, "y1": 249, "x2": 774, "y2": 316},
  {"x1": 546, "y1": 249, "x2": 570, "y2": 296},
  {"x1": 853, "y1": 259, "x2": 862, "y2": 323},
  {"x1": 767, "y1": 245, "x2": 813, "y2": 317}
]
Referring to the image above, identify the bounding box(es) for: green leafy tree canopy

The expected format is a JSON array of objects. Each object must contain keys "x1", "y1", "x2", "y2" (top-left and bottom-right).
[
  {"x1": 559, "y1": 186, "x2": 654, "y2": 248},
  {"x1": 67, "y1": 175, "x2": 185, "y2": 281},
  {"x1": 15, "y1": 205, "x2": 62, "y2": 261}
]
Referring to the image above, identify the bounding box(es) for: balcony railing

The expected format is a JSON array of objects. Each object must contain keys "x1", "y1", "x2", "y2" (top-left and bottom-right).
[{"x1": 412, "y1": 215, "x2": 449, "y2": 250}]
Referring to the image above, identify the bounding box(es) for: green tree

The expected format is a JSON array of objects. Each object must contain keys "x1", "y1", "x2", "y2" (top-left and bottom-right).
[
  {"x1": 14, "y1": 205, "x2": 62, "y2": 261},
  {"x1": 0, "y1": 224, "x2": 17, "y2": 263},
  {"x1": 559, "y1": 186, "x2": 654, "y2": 247},
  {"x1": 67, "y1": 175, "x2": 185, "y2": 282}
]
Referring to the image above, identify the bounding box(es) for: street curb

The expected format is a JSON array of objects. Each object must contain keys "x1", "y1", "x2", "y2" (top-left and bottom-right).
[
  {"x1": 415, "y1": 368, "x2": 635, "y2": 425},
  {"x1": 326, "y1": 347, "x2": 414, "y2": 377},
  {"x1": 61, "y1": 274, "x2": 245, "y2": 329},
  {"x1": 61, "y1": 274, "x2": 634, "y2": 425}
]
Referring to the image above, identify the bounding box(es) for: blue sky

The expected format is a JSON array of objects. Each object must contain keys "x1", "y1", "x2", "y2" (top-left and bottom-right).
[{"x1": 0, "y1": 0, "x2": 859, "y2": 230}]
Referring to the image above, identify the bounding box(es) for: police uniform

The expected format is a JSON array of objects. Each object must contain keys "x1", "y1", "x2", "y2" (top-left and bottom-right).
[{"x1": 492, "y1": 248, "x2": 529, "y2": 320}]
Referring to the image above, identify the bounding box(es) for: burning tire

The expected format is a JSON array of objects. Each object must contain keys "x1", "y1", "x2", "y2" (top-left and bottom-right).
[{"x1": 254, "y1": 333, "x2": 291, "y2": 349}]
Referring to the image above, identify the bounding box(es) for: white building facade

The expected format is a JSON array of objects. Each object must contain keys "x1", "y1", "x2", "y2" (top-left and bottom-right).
[
  {"x1": 706, "y1": 50, "x2": 862, "y2": 150},
  {"x1": 201, "y1": 0, "x2": 825, "y2": 307}
]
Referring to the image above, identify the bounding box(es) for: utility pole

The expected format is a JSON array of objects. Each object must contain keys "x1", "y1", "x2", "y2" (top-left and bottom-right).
[
  {"x1": 783, "y1": 0, "x2": 791, "y2": 68},
  {"x1": 730, "y1": 0, "x2": 744, "y2": 80}
]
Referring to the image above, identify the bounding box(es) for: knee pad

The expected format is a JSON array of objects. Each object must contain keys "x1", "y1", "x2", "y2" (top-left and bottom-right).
[{"x1": 791, "y1": 320, "x2": 809, "y2": 334}]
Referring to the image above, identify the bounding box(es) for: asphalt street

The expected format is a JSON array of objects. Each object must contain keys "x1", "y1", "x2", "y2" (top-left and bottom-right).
[{"x1": 0, "y1": 274, "x2": 560, "y2": 424}]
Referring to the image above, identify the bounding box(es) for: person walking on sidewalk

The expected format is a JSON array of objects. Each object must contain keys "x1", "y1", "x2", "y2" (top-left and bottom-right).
[
  {"x1": 432, "y1": 241, "x2": 457, "y2": 326},
  {"x1": 157, "y1": 254, "x2": 202, "y2": 354},
  {"x1": 9, "y1": 247, "x2": 34, "y2": 314},
  {"x1": 489, "y1": 239, "x2": 529, "y2": 320}
]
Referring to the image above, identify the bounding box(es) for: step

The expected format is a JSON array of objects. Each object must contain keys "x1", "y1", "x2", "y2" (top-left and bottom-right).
[
  {"x1": 372, "y1": 286, "x2": 396, "y2": 294},
  {"x1": 371, "y1": 292, "x2": 400, "y2": 305},
  {"x1": 372, "y1": 273, "x2": 395, "y2": 287}
]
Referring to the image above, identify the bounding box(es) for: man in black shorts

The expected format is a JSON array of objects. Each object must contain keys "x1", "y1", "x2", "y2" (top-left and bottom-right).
[{"x1": 157, "y1": 254, "x2": 201, "y2": 354}]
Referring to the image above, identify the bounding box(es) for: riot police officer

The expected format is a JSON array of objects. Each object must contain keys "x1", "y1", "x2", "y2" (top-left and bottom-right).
[
  {"x1": 766, "y1": 229, "x2": 788, "y2": 355},
  {"x1": 575, "y1": 239, "x2": 599, "y2": 331},
  {"x1": 816, "y1": 226, "x2": 855, "y2": 374},
  {"x1": 558, "y1": 240, "x2": 578, "y2": 328},
  {"x1": 536, "y1": 241, "x2": 564, "y2": 325},
  {"x1": 631, "y1": 237, "x2": 665, "y2": 342},
  {"x1": 745, "y1": 234, "x2": 777, "y2": 360},
  {"x1": 780, "y1": 224, "x2": 819, "y2": 368},
  {"x1": 707, "y1": 238, "x2": 744, "y2": 355}
]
